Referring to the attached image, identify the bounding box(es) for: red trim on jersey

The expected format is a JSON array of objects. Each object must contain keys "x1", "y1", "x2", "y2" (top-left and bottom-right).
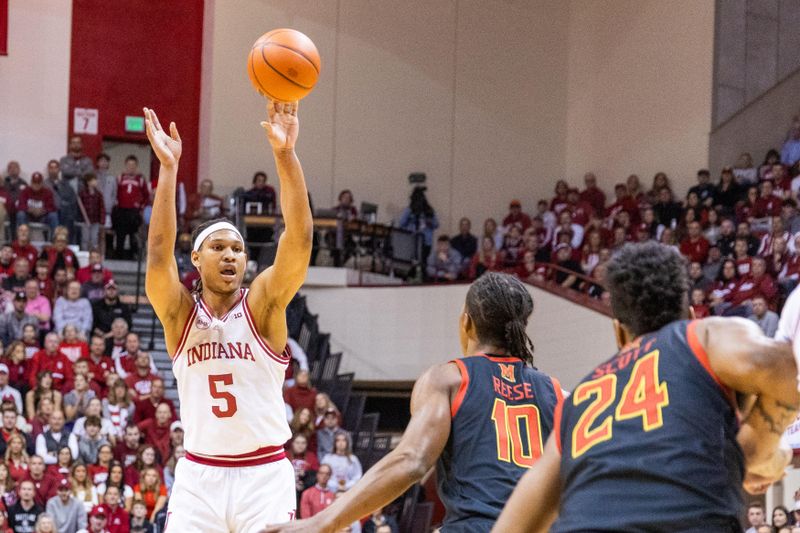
[
  {"x1": 198, "y1": 288, "x2": 245, "y2": 322},
  {"x1": 185, "y1": 447, "x2": 286, "y2": 467},
  {"x1": 686, "y1": 320, "x2": 737, "y2": 409},
  {"x1": 172, "y1": 306, "x2": 198, "y2": 362},
  {"x1": 551, "y1": 376, "x2": 564, "y2": 405},
  {"x1": 450, "y1": 359, "x2": 469, "y2": 418},
  {"x1": 476, "y1": 353, "x2": 523, "y2": 363},
  {"x1": 552, "y1": 399, "x2": 564, "y2": 455},
  {"x1": 242, "y1": 295, "x2": 291, "y2": 365}
]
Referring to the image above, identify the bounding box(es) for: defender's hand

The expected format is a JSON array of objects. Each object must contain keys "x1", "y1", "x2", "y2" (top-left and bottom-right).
[
  {"x1": 144, "y1": 107, "x2": 182, "y2": 168},
  {"x1": 261, "y1": 100, "x2": 299, "y2": 152},
  {"x1": 261, "y1": 516, "x2": 331, "y2": 533}
]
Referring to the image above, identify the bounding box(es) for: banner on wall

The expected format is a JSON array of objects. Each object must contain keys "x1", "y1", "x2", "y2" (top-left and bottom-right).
[
  {"x1": 73, "y1": 108, "x2": 99, "y2": 135},
  {"x1": 0, "y1": 0, "x2": 7, "y2": 56}
]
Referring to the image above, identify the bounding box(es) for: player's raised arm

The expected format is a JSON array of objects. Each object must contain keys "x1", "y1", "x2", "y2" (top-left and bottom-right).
[
  {"x1": 248, "y1": 101, "x2": 313, "y2": 352},
  {"x1": 698, "y1": 317, "x2": 800, "y2": 489},
  {"x1": 262, "y1": 363, "x2": 459, "y2": 533},
  {"x1": 143, "y1": 108, "x2": 193, "y2": 348},
  {"x1": 492, "y1": 434, "x2": 561, "y2": 533}
]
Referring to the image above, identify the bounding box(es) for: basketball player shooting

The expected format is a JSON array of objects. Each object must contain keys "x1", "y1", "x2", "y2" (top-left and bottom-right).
[{"x1": 143, "y1": 102, "x2": 312, "y2": 532}]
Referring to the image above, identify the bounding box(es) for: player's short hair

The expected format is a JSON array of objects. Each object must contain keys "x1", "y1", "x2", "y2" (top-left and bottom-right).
[
  {"x1": 605, "y1": 242, "x2": 688, "y2": 337},
  {"x1": 465, "y1": 272, "x2": 535, "y2": 365}
]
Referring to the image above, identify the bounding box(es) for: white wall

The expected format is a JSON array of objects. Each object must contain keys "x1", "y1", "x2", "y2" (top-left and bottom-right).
[
  {"x1": 200, "y1": 0, "x2": 571, "y2": 235},
  {"x1": 302, "y1": 283, "x2": 617, "y2": 389},
  {"x1": 564, "y1": 0, "x2": 715, "y2": 195},
  {"x1": 0, "y1": 0, "x2": 72, "y2": 177}
]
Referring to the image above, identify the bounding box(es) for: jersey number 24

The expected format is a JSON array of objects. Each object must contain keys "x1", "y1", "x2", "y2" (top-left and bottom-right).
[{"x1": 571, "y1": 350, "x2": 669, "y2": 458}]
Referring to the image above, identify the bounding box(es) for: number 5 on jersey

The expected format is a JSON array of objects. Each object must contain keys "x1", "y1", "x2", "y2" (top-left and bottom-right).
[
  {"x1": 208, "y1": 373, "x2": 238, "y2": 418},
  {"x1": 572, "y1": 350, "x2": 669, "y2": 458}
]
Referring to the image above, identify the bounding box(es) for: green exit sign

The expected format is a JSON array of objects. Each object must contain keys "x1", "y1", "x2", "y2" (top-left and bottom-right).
[{"x1": 125, "y1": 115, "x2": 145, "y2": 133}]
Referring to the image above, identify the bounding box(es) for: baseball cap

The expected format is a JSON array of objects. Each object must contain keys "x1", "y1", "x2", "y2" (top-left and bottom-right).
[
  {"x1": 57, "y1": 478, "x2": 70, "y2": 490},
  {"x1": 0, "y1": 364, "x2": 8, "y2": 375},
  {"x1": 30, "y1": 172, "x2": 43, "y2": 183},
  {"x1": 14, "y1": 291, "x2": 25, "y2": 301},
  {"x1": 324, "y1": 407, "x2": 337, "y2": 416},
  {"x1": 91, "y1": 263, "x2": 103, "y2": 273},
  {"x1": 89, "y1": 504, "x2": 108, "y2": 518},
  {"x1": 509, "y1": 199, "x2": 521, "y2": 208},
  {"x1": 170, "y1": 421, "x2": 183, "y2": 432},
  {"x1": 104, "y1": 279, "x2": 117, "y2": 289},
  {"x1": 554, "y1": 243, "x2": 571, "y2": 252}
]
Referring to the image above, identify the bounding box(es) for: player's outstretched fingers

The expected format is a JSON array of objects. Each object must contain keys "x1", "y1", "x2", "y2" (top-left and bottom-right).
[{"x1": 170, "y1": 121, "x2": 181, "y2": 143}]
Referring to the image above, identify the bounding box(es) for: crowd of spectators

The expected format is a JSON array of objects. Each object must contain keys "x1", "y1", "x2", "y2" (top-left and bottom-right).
[
  {"x1": 0, "y1": 151, "x2": 183, "y2": 531},
  {"x1": 281, "y1": 368, "x2": 383, "y2": 530},
  {"x1": 744, "y1": 501, "x2": 800, "y2": 533},
  {"x1": 425, "y1": 121, "x2": 800, "y2": 336}
]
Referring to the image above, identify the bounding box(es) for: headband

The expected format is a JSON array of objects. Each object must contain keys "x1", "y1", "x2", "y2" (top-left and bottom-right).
[{"x1": 193, "y1": 221, "x2": 244, "y2": 252}]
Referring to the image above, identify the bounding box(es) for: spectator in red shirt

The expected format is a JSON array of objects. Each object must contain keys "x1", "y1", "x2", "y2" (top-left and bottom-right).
[
  {"x1": 25, "y1": 455, "x2": 57, "y2": 507},
  {"x1": 728, "y1": 256, "x2": 778, "y2": 312},
  {"x1": 299, "y1": 464, "x2": 335, "y2": 519},
  {"x1": 79, "y1": 174, "x2": 106, "y2": 252},
  {"x1": 101, "y1": 485, "x2": 130, "y2": 533},
  {"x1": 76, "y1": 250, "x2": 113, "y2": 285},
  {"x1": 709, "y1": 259, "x2": 740, "y2": 315},
  {"x1": 113, "y1": 425, "x2": 141, "y2": 468},
  {"x1": 288, "y1": 433, "x2": 319, "y2": 498},
  {"x1": 137, "y1": 403, "x2": 173, "y2": 464},
  {"x1": 85, "y1": 336, "x2": 113, "y2": 394},
  {"x1": 468, "y1": 237, "x2": 504, "y2": 279},
  {"x1": 626, "y1": 174, "x2": 647, "y2": 208},
  {"x1": 679, "y1": 221, "x2": 710, "y2": 264},
  {"x1": 733, "y1": 238, "x2": 753, "y2": 277},
  {"x1": 690, "y1": 288, "x2": 711, "y2": 319},
  {"x1": 123, "y1": 353, "x2": 159, "y2": 401},
  {"x1": 28, "y1": 334, "x2": 73, "y2": 393},
  {"x1": 186, "y1": 179, "x2": 226, "y2": 231},
  {"x1": 550, "y1": 181, "x2": 570, "y2": 215},
  {"x1": 11, "y1": 224, "x2": 38, "y2": 267},
  {"x1": 133, "y1": 378, "x2": 175, "y2": 424},
  {"x1": 754, "y1": 180, "x2": 782, "y2": 218},
  {"x1": 579, "y1": 172, "x2": 606, "y2": 214},
  {"x1": 40, "y1": 232, "x2": 79, "y2": 278},
  {"x1": 515, "y1": 250, "x2": 547, "y2": 284},
  {"x1": 112, "y1": 155, "x2": 148, "y2": 260},
  {"x1": 605, "y1": 184, "x2": 639, "y2": 224},
  {"x1": 16, "y1": 173, "x2": 58, "y2": 230},
  {"x1": 567, "y1": 188, "x2": 593, "y2": 226},
  {"x1": 502, "y1": 200, "x2": 532, "y2": 232},
  {"x1": 284, "y1": 370, "x2": 318, "y2": 414}
]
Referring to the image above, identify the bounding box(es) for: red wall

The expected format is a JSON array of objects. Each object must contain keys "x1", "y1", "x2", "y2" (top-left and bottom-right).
[
  {"x1": 0, "y1": 0, "x2": 7, "y2": 56},
  {"x1": 68, "y1": 0, "x2": 204, "y2": 191}
]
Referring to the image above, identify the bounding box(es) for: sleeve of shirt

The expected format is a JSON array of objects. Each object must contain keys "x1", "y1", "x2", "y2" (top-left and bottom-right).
[
  {"x1": 68, "y1": 433, "x2": 79, "y2": 460},
  {"x1": 776, "y1": 286, "x2": 800, "y2": 341},
  {"x1": 35, "y1": 434, "x2": 53, "y2": 463}
]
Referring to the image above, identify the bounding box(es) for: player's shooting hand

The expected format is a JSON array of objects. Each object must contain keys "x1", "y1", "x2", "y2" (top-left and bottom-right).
[
  {"x1": 144, "y1": 107, "x2": 182, "y2": 169},
  {"x1": 261, "y1": 100, "x2": 299, "y2": 152}
]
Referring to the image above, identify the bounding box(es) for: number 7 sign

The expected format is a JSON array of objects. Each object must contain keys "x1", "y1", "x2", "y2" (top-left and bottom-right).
[{"x1": 73, "y1": 107, "x2": 99, "y2": 134}]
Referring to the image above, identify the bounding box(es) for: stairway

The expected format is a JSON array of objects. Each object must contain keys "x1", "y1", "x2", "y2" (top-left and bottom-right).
[{"x1": 103, "y1": 260, "x2": 177, "y2": 406}]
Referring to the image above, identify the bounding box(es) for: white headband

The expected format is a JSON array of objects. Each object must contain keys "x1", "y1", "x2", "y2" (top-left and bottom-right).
[{"x1": 193, "y1": 221, "x2": 244, "y2": 252}]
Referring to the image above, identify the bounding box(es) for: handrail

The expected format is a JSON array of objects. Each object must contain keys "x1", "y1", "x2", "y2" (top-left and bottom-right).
[{"x1": 133, "y1": 231, "x2": 144, "y2": 314}]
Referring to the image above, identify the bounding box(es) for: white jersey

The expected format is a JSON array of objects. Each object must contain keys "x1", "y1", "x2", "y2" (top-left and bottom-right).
[{"x1": 172, "y1": 288, "x2": 291, "y2": 464}]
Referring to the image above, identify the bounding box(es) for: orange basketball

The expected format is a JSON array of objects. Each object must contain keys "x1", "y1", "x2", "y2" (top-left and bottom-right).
[{"x1": 247, "y1": 28, "x2": 321, "y2": 102}]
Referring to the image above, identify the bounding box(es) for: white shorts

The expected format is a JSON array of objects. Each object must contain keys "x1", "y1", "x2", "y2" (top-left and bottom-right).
[{"x1": 166, "y1": 457, "x2": 296, "y2": 532}]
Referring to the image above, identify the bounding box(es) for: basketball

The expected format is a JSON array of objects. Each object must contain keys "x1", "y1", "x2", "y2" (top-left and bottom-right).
[{"x1": 247, "y1": 28, "x2": 321, "y2": 102}]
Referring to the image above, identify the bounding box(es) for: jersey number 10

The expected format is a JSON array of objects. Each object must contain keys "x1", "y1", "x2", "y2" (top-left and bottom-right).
[{"x1": 491, "y1": 399, "x2": 544, "y2": 468}]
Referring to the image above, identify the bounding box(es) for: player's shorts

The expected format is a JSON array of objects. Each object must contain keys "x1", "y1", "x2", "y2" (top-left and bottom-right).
[{"x1": 165, "y1": 456, "x2": 296, "y2": 532}]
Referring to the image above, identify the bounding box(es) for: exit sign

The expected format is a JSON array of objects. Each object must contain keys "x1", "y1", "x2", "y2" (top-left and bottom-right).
[{"x1": 125, "y1": 115, "x2": 145, "y2": 133}]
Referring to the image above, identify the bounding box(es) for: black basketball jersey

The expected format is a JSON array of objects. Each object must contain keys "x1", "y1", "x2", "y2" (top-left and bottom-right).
[
  {"x1": 552, "y1": 320, "x2": 744, "y2": 533},
  {"x1": 436, "y1": 354, "x2": 562, "y2": 533}
]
